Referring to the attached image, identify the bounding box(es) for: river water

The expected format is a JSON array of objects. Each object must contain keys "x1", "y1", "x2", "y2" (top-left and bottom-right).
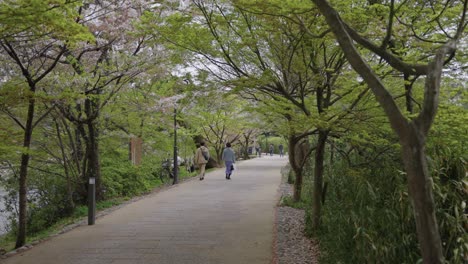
[{"x1": 0, "y1": 189, "x2": 9, "y2": 235}]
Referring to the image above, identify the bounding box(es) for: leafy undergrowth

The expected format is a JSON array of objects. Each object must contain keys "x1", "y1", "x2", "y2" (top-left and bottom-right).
[
  {"x1": 0, "y1": 168, "x2": 198, "y2": 254},
  {"x1": 280, "y1": 195, "x2": 308, "y2": 210},
  {"x1": 0, "y1": 197, "x2": 126, "y2": 252}
]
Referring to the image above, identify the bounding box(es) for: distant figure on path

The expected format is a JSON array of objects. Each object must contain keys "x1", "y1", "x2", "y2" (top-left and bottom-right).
[
  {"x1": 269, "y1": 144, "x2": 274, "y2": 156},
  {"x1": 222, "y1": 142, "x2": 236, "y2": 180},
  {"x1": 279, "y1": 144, "x2": 284, "y2": 157},
  {"x1": 195, "y1": 142, "x2": 210, "y2": 180}
]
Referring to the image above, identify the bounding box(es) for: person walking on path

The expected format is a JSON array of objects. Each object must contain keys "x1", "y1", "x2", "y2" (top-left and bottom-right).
[
  {"x1": 194, "y1": 142, "x2": 210, "y2": 180},
  {"x1": 269, "y1": 144, "x2": 274, "y2": 156},
  {"x1": 279, "y1": 144, "x2": 284, "y2": 157},
  {"x1": 222, "y1": 142, "x2": 236, "y2": 180}
]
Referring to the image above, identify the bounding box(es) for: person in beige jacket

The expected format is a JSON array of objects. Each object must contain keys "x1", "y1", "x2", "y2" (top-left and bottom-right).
[{"x1": 194, "y1": 142, "x2": 210, "y2": 180}]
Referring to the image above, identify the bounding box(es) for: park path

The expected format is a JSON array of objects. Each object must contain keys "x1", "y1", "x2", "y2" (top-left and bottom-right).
[{"x1": 1, "y1": 155, "x2": 287, "y2": 264}]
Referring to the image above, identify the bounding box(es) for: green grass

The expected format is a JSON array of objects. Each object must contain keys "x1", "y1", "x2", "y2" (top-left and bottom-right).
[{"x1": 280, "y1": 195, "x2": 308, "y2": 210}]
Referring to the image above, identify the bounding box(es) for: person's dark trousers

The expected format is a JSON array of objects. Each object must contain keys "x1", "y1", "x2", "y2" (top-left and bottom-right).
[{"x1": 225, "y1": 161, "x2": 233, "y2": 179}]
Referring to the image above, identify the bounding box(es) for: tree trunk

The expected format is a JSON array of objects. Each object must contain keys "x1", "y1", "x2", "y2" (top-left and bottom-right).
[
  {"x1": 312, "y1": 130, "x2": 328, "y2": 231},
  {"x1": 293, "y1": 167, "x2": 303, "y2": 202},
  {"x1": 287, "y1": 168, "x2": 294, "y2": 184},
  {"x1": 15, "y1": 93, "x2": 36, "y2": 248},
  {"x1": 401, "y1": 129, "x2": 443, "y2": 263},
  {"x1": 76, "y1": 123, "x2": 89, "y2": 201},
  {"x1": 404, "y1": 73, "x2": 414, "y2": 114},
  {"x1": 288, "y1": 134, "x2": 310, "y2": 202},
  {"x1": 310, "y1": 0, "x2": 452, "y2": 261},
  {"x1": 288, "y1": 135, "x2": 302, "y2": 201},
  {"x1": 73, "y1": 133, "x2": 85, "y2": 178},
  {"x1": 84, "y1": 96, "x2": 102, "y2": 200},
  {"x1": 86, "y1": 117, "x2": 102, "y2": 201},
  {"x1": 243, "y1": 134, "x2": 250, "y2": 160},
  {"x1": 55, "y1": 119, "x2": 75, "y2": 210},
  {"x1": 216, "y1": 148, "x2": 223, "y2": 166},
  {"x1": 210, "y1": 142, "x2": 221, "y2": 166}
]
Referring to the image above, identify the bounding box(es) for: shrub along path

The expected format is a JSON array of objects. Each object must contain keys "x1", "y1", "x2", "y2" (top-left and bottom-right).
[{"x1": 2, "y1": 156, "x2": 287, "y2": 264}]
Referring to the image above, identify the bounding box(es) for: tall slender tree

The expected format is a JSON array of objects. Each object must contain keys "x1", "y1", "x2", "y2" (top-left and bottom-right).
[
  {"x1": 310, "y1": 0, "x2": 467, "y2": 262},
  {"x1": 0, "y1": 0, "x2": 91, "y2": 249},
  {"x1": 51, "y1": 1, "x2": 152, "y2": 200}
]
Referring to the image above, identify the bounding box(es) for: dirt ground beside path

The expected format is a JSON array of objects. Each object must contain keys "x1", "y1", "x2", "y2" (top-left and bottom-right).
[{"x1": 274, "y1": 177, "x2": 320, "y2": 264}]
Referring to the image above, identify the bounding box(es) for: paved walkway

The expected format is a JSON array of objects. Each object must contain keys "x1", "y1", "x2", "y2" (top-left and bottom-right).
[{"x1": 2, "y1": 156, "x2": 287, "y2": 264}]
